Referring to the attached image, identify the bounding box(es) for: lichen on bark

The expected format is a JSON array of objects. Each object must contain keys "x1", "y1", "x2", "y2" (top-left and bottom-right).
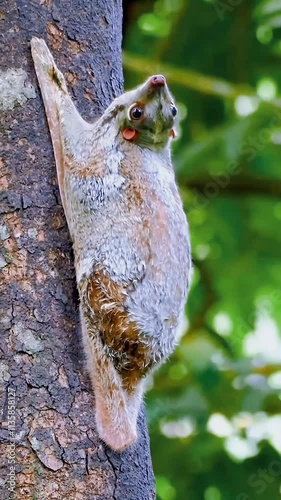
[{"x1": 0, "y1": 68, "x2": 36, "y2": 111}]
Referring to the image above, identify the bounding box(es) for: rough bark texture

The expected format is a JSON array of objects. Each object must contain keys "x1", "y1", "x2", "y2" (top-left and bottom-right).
[{"x1": 0, "y1": 1, "x2": 156, "y2": 498}]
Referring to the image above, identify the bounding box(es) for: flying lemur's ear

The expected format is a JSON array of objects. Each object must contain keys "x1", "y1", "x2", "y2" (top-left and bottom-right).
[
  {"x1": 122, "y1": 128, "x2": 139, "y2": 141},
  {"x1": 170, "y1": 129, "x2": 178, "y2": 139}
]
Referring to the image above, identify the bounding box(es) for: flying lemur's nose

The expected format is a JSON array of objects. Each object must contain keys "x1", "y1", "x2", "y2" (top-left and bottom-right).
[{"x1": 149, "y1": 75, "x2": 166, "y2": 88}]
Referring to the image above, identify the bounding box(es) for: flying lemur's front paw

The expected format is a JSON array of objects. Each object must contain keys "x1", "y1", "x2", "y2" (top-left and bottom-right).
[
  {"x1": 31, "y1": 38, "x2": 55, "y2": 69},
  {"x1": 31, "y1": 37, "x2": 67, "y2": 92}
]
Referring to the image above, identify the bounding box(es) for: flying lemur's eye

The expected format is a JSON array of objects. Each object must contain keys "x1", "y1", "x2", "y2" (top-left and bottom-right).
[
  {"x1": 171, "y1": 105, "x2": 177, "y2": 117},
  {"x1": 130, "y1": 106, "x2": 143, "y2": 120}
]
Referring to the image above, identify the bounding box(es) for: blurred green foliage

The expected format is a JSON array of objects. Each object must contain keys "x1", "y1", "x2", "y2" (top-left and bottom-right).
[{"x1": 123, "y1": 1, "x2": 281, "y2": 499}]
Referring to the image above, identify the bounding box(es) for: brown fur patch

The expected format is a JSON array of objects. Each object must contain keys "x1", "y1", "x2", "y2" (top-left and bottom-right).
[
  {"x1": 65, "y1": 156, "x2": 106, "y2": 177},
  {"x1": 101, "y1": 105, "x2": 126, "y2": 127},
  {"x1": 84, "y1": 270, "x2": 153, "y2": 392}
]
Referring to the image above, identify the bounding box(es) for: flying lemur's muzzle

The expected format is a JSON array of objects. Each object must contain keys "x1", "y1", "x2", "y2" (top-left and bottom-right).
[
  {"x1": 144, "y1": 74, "x2": 169, "y2": 100},
  {"x1": 148, "y1": 75, "x2": 166, "y2": 88}
]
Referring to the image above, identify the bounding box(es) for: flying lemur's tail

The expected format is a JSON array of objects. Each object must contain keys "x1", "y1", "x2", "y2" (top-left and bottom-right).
[{"x1": 80, "y1": 309, "x2": 143, "y2": 451}]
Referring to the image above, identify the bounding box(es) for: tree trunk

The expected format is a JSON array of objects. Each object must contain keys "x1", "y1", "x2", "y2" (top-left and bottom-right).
[{"x1": 0, "y1": 1, "x2": 155, "y2": 498}]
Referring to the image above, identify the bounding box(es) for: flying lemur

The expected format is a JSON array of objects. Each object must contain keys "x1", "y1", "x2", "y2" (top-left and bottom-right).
[{"x1": 31, "y1": 38, "x2": 191, "y2": 452}]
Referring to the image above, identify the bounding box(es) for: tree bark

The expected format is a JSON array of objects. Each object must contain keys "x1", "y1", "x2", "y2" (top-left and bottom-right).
[{"x1": 0, "y1": 1, "x2": 155, "y2": 498}]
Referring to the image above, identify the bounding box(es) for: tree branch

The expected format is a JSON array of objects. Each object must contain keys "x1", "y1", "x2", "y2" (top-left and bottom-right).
[
  {"x1": 184, "y1": 176, "x2": 281, "y2": 198},
  {"x1": 123, "y1": 51, "x2": 256, "y2": 99}
]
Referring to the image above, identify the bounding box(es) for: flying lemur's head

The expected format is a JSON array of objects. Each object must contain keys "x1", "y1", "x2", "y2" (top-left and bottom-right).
[{"x1": 103, "y1": 75, "x2": 178, "y2": 151}]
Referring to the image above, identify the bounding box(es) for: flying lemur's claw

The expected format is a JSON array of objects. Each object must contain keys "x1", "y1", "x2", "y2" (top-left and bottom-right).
[
  {"x1": 31, "y1": 38, "x2": 191, "y2": 451},
  {"x1": 31, "y1": 37, "x2": 54, "y2": 67},
  {"x1": 31, "y1": 37, "x2": 66, "y2": 92}
]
